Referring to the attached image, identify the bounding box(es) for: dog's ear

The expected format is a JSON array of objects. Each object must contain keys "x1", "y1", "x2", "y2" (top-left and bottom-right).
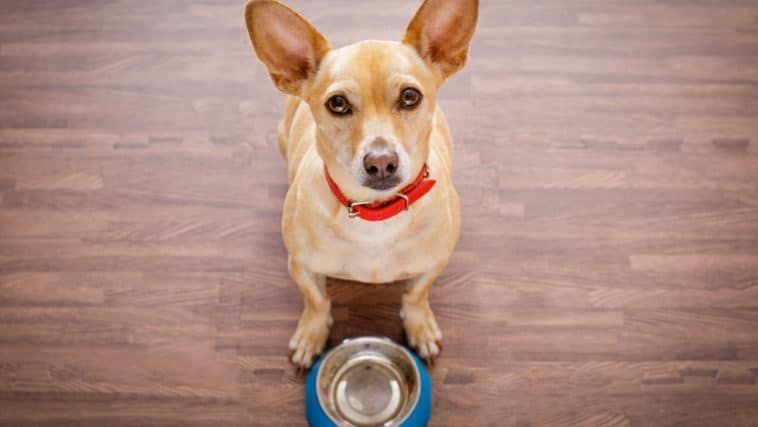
[
  {"x1": 403, "y1": 0, "x2": 479, "y2": 81},
  {"x1": 245, "y1": 0, "x2": 330, "y2": 95}
]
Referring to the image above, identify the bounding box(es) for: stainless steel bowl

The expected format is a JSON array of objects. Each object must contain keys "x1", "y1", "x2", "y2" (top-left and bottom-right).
[{"x1": 316, "y1": 337, "x2": 421, "y2": 427}]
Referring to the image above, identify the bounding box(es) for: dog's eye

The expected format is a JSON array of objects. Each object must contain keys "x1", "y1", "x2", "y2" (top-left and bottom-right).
[
  {"x1": 326, "y1": 95, "x2": 352, "y2": 116},
  {"x1": 399, "y1": 88, "x2": 422, "y2": 109}
]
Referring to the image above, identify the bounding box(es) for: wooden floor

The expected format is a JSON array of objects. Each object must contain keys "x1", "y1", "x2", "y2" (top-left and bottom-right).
[{"x1": 2, "y1": 1, "x2": 758, "y2": 426}]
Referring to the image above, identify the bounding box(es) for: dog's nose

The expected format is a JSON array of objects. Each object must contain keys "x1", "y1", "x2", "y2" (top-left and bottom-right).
[{"x1": 363, "y1": 151, "x2": 399, "y2": 178}]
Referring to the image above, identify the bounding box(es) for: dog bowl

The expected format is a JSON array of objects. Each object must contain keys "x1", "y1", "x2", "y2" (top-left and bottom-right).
[{"x1": 305, "y1": 337, "x2": 431, "y2": 427}]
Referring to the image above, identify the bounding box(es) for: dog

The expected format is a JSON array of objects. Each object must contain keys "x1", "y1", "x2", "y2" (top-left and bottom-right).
[{"x1": 244, "y1": 0, "x2": 478, "y2": 368}]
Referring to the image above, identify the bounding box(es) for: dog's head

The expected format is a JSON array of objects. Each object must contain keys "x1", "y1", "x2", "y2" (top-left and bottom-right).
[{"x1": 245, "y1": 0, "x2": 478, "y2": 196}]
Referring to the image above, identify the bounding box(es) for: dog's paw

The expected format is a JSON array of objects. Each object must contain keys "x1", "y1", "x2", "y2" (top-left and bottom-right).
[
  {"x1": 288, "y1": 310, "x2": 332, "y2": 369},
  {"x1": 401, "y1": 303, "x2": 442, "y2": 361}
]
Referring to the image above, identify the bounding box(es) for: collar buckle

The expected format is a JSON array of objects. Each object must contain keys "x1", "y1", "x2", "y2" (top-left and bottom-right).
[{"x1": 347, "y1": 200, "x2": 371, "y2": 219}]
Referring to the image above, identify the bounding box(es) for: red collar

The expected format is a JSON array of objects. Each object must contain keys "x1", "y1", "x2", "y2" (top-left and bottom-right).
[{"x1": 324, "y1": 164, "x2": 436, "y2": 221}]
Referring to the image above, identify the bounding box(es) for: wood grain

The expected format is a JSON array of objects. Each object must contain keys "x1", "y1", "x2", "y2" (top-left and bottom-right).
[{"x1": 2, "y1": 0, "x2": 758, "y2": 426}]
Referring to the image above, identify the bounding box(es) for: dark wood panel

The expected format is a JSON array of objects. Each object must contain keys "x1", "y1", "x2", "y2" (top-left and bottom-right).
[{"x1": 2, "y1": 0, "x2": 758, "y2": 426}]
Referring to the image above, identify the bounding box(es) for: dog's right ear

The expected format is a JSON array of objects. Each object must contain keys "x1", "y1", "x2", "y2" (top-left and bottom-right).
[{"x1": 245, "y1": 0, "x2": 330, "y2": 95}]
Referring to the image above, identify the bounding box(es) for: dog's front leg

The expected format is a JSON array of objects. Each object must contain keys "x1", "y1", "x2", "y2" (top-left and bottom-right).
[
  {"x1": 401, "y1": 267, "x2": 445, "y2": 361},
  {"x1": 288, "y1": 257, "x2": 332, "y2": 368}
]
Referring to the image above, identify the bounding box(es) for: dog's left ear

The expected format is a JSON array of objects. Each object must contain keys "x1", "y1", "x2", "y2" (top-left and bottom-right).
[{"x1": 403, "y1": 0, "x2": 479, "y2": 81}]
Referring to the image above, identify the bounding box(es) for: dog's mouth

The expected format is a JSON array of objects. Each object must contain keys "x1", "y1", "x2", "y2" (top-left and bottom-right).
[{"x1": 362, "y1": 176, "x2": 402, "y2": 191}]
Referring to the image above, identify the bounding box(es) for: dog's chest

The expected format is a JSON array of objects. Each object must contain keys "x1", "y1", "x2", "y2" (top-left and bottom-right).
[{"x1": 303, "y1": 214, "x2": 443, "y2": 283}]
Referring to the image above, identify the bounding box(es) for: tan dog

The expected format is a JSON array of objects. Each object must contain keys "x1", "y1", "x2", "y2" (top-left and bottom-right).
[{"x1": 244, "y1": 0, "x2": 478, "y2": 367}]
